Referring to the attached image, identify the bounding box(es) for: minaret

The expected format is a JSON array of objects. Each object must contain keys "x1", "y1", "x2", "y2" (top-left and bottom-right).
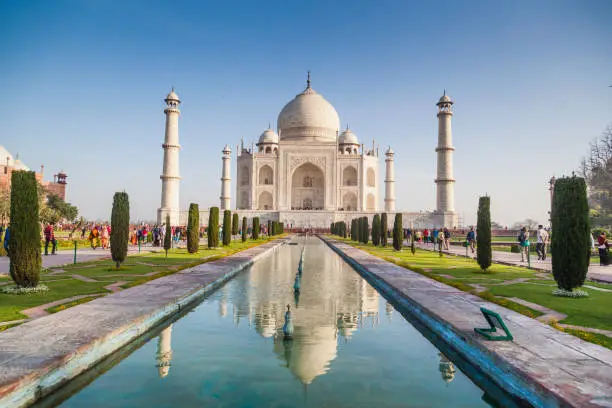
[
  {"x1": 158, "y1": 88, "x2": 181, "y2": 226},
  {"x1": 384, "y1": 147, "x2": 396, "y2": 212},
  {"x1": 435, "y1": 91, "x2": 457, "y2": 226},
  {"x1": 220, "y1": 144, "x2": 232, "y2": 210},
  {"x1": 156, "y1": 325, "x2": 173, "y2": 378}
]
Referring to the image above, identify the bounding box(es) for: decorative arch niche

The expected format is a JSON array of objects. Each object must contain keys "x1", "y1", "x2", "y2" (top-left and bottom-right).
[
  {"x1": 259, "y1": 165, "x2": 273, "y2": 185},
  {"x1": 367, "y1": 168, "x2": 376, "y2": 187},
  {"x1": 291, "y1": 162, "x2": 325, "y2": 210},
  {"x1": 258, "y1": 191, "x2": 273, "y2": 210},
  {"x1": 343, "y1": 166, "x2": 357, "y2": 186},
  {"x1": 366, "y1": 193, "x2": 376, "y2": 211}
]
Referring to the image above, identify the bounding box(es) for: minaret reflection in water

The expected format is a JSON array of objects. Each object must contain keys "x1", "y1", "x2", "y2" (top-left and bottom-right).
[
  {"x1": 218, "y1": 238, "x2": 381, "y2": 385},
  {"x1": 155, "y1": 325, "x2": 173, "y2": 379}
]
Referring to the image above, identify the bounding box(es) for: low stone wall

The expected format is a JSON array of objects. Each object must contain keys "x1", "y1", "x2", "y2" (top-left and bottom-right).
[
  {"x1": 0, "y1": 238, "x2": 287, "y2": 408},
  {"x1": 321, "y1": 236, "x2": 612, "y2": 408}
]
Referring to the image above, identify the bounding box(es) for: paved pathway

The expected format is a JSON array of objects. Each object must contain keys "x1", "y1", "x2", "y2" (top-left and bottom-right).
[
  {"x1": 416, "y1": 242, "x2": 612, "y2": 284},
  {"x1": 324, "y1": 237, "x2": 612, "y2": 408}
]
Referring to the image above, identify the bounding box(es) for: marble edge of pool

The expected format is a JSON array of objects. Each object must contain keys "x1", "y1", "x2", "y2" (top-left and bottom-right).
[
  {"x1": 0, "y1": 238, "x2": 289, "y2": 408},
  {"x1": 321, "y1": 236, "x2": 612, "y2": 408}
]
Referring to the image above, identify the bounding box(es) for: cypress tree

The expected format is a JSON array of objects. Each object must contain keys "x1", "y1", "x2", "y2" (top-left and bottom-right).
[
  {"x1": 381, "y1": 213, "x2": 388, "y2": 247},
  {"x1": 393, "y1": 213, "x2": 403, "y2": 251},
  {"x1": 222, "y1": 210, "x2": 232, "y2": 246},
  {"x1": 343, "y1": 221, "x2": 347, "y2": 238},
  {"x1": 187, "y1": 203, "x2": 199, "y2": 254},
  {"x1": 163, "y1": 215, "x2": 172, "y2": 258},
  {"x1": 110, "y1": 192, "x2": 130, "y2": 268},
  {"x1": 351, "y1": 219, "x2": 357, "y2": 241},
  {"x1": 207, "y1": 207, "x2": 219, "y2": 248},
  {"x1": 242, "y1": 217, "x2": 247, "y2": 242},
  {"x1": 8, "y1": 171, "x2": 41, "y2": 287},
  {"x1": 551, "y1": 176, "x2": 590, "y2": 292},
  {"x1": 362, "y1": 217, "x2": 369, "y2": 244},
  {"x1": 252, "y1": 217, "x2": 260, "y2": 240},
  {"x1": 476, "y1": 196, "x2": 492, "y2": 271},
  {"x1": 232, "y1": 213, "x2": 239, "y2": 236},
  {"x1": 372, "y1": 214, "x2": 381, "y2": 246}
]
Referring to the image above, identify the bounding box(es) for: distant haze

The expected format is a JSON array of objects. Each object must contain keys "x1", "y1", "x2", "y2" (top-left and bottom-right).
[{"x1": 1, "y1": 1, "x2": 610, "y2": 226}]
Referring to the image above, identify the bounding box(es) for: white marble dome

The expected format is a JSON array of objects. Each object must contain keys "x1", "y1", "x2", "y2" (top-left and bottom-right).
[
  {"x1": 258, "y1": 128, "x2": 279, "y2": 144},
  {"x1": 339, "y1": 128, "x2": 358, "y2": 145},
  {"x1": 165, "y1": 89, "x2": 180, "y2": 102},
  {"x1": 277, "y1": 85, "x2": 340, "y2": 142},
  {"x1": 438, "y1": 94, "x2": 452, "y2": 104}
]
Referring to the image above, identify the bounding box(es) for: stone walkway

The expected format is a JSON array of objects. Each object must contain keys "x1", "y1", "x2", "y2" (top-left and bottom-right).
[
  {"x1": 0, "y1": 238, "x2": 285, "y2": 408},
  {"x1": 324, "y1": 237, "x2": 612, "y2": 408},
  {"x1": 416, "y1": 242, "x2": 612, "y2": 284}
]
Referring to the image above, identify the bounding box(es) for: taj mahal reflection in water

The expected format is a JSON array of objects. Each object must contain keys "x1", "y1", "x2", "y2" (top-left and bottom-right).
[{"x1": 152, "y1": 237, "x2": 456, "y2": 386}]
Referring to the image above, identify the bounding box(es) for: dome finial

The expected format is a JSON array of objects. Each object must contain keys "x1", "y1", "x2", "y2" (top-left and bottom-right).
[
  {"x1": 443, "y1": 88, "x2": 446, "y2": 96},
  {"x1": 307, "y1": 70, "x2": 311, "y2": 89}
]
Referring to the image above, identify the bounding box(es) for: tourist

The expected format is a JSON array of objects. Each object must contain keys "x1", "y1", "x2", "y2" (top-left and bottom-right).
[
  {"x1": 3, "y1": 225, "x2": 9, "y2": 256},
  {"x1": 466, "y1": 226, "x2": 476, "y2": 254},
  {"x1": 100, "y1": 225, "x2": 109, "y2": 249},
  {"x1": 432, "y1": 228, "x2": 439, "y2": 249},
  {"x1": 44, "y1": 222, "x2": 57, "y2": 255},
  {"x1": 81, "y1": 225, "x2": 87, "y2": 239},
  {"x1": 598, "y1": 232, "x2": 610, "y2": 266},
  {"x1": 443, "y1": 227, "x2": 450, "y2": 250},
  {"x1": 89, "y1": 226, "x2": 100, "y2": 249},
  {"x1": 535, "y1": 225, "x2": 549, "y2": 261},
  {"x1": 423, "y1": 228, "x2": 430, "y2": 244},
  {"x1": 518, "y1": 227, "x2": 530, "y2": 262}
]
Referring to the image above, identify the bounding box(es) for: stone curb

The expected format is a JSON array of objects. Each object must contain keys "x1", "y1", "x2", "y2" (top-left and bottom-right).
[
  {"x1": 321, "y1": 237, "x2": 612, "y2": 408},
  {"x1": 0, "y1": 238, "x2": 287, "y2": 408}
]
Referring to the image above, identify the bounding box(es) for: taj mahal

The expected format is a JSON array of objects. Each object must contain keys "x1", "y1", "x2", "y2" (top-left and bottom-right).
[{"x1": 157, "y1": 74, "x2": 458, "y2": 229}]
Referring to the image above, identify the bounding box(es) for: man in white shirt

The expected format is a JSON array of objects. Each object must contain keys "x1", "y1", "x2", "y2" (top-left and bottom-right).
[{"x1": 536, "y1": 225, "x2": 549, "y2": 260}]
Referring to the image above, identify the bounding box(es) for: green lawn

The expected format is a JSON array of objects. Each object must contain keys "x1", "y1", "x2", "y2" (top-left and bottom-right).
[
  {"x1": 0, "y1": 237, "x2": 277, "y2": 323},
  {"x1": 333, "y1": 237, "x2": 612, "y2": 348}
]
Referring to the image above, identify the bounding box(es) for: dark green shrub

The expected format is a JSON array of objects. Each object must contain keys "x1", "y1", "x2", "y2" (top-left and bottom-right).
[
  {"x1": 410, "y1": 233, "x2": 416, "y2": 255},
  {"x1": 362, "y1": 217, "x2": 369, "y2": 244},
  {"x1": 372, "y1": 214, "x2": 381, "y2": 246},
  {"x1": 510, "y1": 244, "x2": 520, "y2": 253},
  {"x1": 551, "y1": 176, "x2": 590, "y2": 291},
  {"x1": 393, "y1": 213, "x2": 402, "y2": 251},
  {"x1": 9, "y1": 171, "x2": 41, "y2": 287},
  {"x1": 222, "y1": 210, "x2": 231, "y2": 246},
  {"x1": 351, "y1": 219, "x2": 357, "y2": 241},
  {"x1": 232, "y1": 213, "x2": 239, "y2": 236},
  {"x1": 476, "y1": 196, "x2": 492, "y2": 271},
  {"x1": 163, "y1": 215, "x2": 172, "y2": 257},
  {"x1": 242, "y1": 217, "x2": 247, "y2": 242},
  {"x1": 207, "y1": 207, "x2": 219, "y2": 248},
  {"x1": 253, "y1": 217, "x2": 260, "y2": 240},
  {"x1": 187, "y1": 203, "x2": 199, "y2": 254},
  {"x1": 268, "y1": 220, "x2": 272, "y2": 236},
  {"x1": 110, "y1": 192, "x2": 130, "y2": 268},
  {"x1": 380, "y1": 213, "x2": 388, "y2": 247}
]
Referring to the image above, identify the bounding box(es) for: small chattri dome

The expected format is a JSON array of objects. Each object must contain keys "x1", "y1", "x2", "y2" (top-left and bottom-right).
[
  {"x1": 385, "y1": 146, "x2": 394, "y2": 155},
  {"x1": 437, "y1": 91, "x2": 453, "y2": 105},
  {"x1": 165, "y1": 88, "x2": 180, "y2": 102},
  {"x1": 339, "y1": 128, "x2": 358, "y2": 145},
  {"x1": 258, "y1": 128, "x2": 279, "y2": 144}
]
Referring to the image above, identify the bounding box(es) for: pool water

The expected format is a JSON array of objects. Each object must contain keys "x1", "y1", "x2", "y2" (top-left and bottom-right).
[{"x1": 50, "y1": 237, "x2": 501, "y2": 407}]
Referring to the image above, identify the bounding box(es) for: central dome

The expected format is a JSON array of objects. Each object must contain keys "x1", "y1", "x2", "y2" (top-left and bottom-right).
[{"x1": 277, "y1": 79, "x2": 340, "y2": 142}]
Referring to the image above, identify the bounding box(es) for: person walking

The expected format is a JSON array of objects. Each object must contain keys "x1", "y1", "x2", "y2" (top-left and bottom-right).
[
  {"x1": 598, "y1": 232, "x2": 610, "y2": 266},
  {"x1": 443, "y1": 227, "x2": 451, "y2": 250},
  {"x1": 89, "y1": 226, "x2": 100, "y2": 249},
  {"x1": 3, "y1": 225, "x2": 9, "y2": 257},
  {"x1": 100, "y1": 224, "x2": 109, "y2": 249},
  {"x1": 466, "y1": 226, "x2": 476, "y2": 254},
  {"x1": 518, "y1": 227, "x2": 530, "y2": 262},
  {"x1": 535, "y1": 225, "x2": 549, "y2": 260},
  {"x1": 44, "y1": 222, "x2": 58, "y2": 255}
]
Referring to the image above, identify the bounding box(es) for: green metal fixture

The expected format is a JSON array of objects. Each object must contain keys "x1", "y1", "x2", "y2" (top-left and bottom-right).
[{"x1": 474, "y1": 308, "x2": 513, "y2": 341}]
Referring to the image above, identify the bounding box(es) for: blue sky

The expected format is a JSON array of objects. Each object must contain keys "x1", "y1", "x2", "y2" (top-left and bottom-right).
[{"x1": 1, "y1": 0, "x2": 611, "y2": 225}]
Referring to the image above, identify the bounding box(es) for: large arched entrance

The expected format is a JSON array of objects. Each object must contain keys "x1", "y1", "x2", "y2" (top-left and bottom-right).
[
  {"x1": 258, "y1": 191, "x2": 273, "y2": 210},
  {"x1": 342, "y1": 192, "x2": 357, "y2": 211},
  {"x1": 291, "y1": 163, "x2": 325, "y2": 210}
]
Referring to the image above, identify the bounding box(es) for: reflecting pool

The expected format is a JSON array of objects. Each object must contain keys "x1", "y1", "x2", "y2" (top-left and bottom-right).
[{"x1": 49, "y1": 237, "x2": 502, "y2": 407}]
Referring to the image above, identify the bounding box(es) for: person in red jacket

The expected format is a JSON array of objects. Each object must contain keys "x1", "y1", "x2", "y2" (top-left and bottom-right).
[{"x1": 44, "y1": 223, "x2": 57, "y2": 255}]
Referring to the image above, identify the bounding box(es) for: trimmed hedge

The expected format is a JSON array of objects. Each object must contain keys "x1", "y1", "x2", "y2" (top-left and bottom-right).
[
  {"x1": 187, "y1": 203, "x2": 199, "y2": 254},
  {"x1": 222, "y1": 210, "x2": 232, "y2": 246},
  {"x1": 393, "y1": 213, "x2": 402, "y2": 251},
  {"x1": 551, "y1": 176, "x2": 590, "y2": 291},
  {"x1": 372, "y1": 214, "x2": 381, "y2": 246},
  {"x1": 164, "y1": 215, "x2": 172, "y2": 255},
  {"x1": 207, "y1": 207, "x2": 219, "y2": 248},
  {"x1": 232, "y1": 213, "x2": 239, "y2": 236},
  {"x1": 252, "y1": 217, "x2": 260, "y2": 240},
  {"x1": 9, "y1": 171, "x2": 41, "y2": 287},
  {"x1": 476, "y1": 196, "x2": 492, "y2": 271},
  {"x1": 242, "y1": 217, "x2": 247, "y2": 242},
  {"x1": 110, "y1": 192, "x2": 130, "y2": 268},
  {"x1": 380, "y1": 213, "x2": 388, "y2": 247}
]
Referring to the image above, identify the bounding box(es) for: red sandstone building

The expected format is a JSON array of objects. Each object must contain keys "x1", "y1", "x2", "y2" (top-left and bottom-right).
[{"x1": 0, "y1": 145, "x2": 67, "y2": 200}]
